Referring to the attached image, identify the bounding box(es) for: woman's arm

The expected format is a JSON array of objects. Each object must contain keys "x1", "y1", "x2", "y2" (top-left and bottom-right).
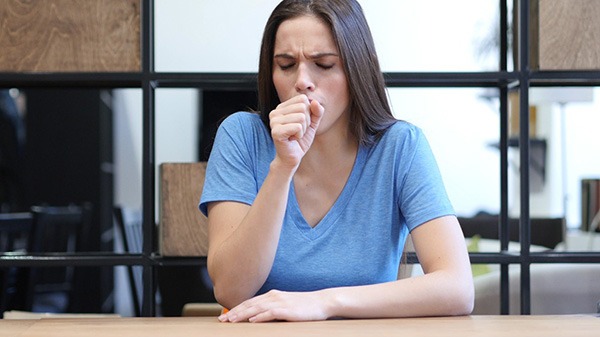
[
  {"x1": 327, "y1": 215, "x2": 474, "y2": 318},
  {"x1": 207, "y1": 160, "x2": 295, "y2": 309},
  {"x1": 208, "y1": 95, "x2": 324, "y2": 309},
  {"x1": 217, "y1": 215, "x2": 474, "y2": 322}
]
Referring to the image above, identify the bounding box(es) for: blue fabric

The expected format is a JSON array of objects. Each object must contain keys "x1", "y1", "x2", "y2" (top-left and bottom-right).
[{"x1": 200, "y1": 111, "x2": 454, "y2": 294}]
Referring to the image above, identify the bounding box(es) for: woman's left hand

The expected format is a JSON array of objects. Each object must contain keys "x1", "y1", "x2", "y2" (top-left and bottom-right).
[{"x1": 217, "y1": 289, "x2": 330, "y2": 323}]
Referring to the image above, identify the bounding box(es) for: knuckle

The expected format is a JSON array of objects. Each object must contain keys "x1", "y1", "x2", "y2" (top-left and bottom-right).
[
  {"x1": 267, "y1": 289, "x2": 282, "y2": 298},
  {"x1": 268, "y1": 308, "x2": 282, "y2": 318}
]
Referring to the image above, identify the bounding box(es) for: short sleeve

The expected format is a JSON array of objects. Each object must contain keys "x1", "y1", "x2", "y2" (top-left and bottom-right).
[
  {"x1": 398, "y1": 128, "x2": 454, "y2": 231},
  {"x1": 199, "y1": 112, "x2": 263, "y2": 216}
]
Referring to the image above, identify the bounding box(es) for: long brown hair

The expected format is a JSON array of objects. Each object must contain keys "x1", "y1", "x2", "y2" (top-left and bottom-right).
[{"x1": 258, "y1": 0, "x2": 396, "y2": 146}]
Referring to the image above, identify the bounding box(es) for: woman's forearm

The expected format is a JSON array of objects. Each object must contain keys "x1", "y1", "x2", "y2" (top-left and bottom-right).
[
  {"x1": 322, "y1": 220, "x2": 475, "y2": 319},
  {"x1": 207, "y1": 160, "x2": 297, "y2": 309},
  {"x1": 218, "y1": 267, "x2": 474, "y2": 323},
  {"x1": 323, "y1": 269, "x2": 474, "y2": 319}
]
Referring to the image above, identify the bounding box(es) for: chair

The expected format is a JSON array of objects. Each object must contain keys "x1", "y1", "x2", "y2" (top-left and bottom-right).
[
  {"x1": 24, "y1": 204, "x2": 91, "y2": 313},
  {"x1": 158, "y1": 162, "x2": 219, "y2": 316},
  {"x1": 0, "y1": 212, "x2": 33, "y2": 316}
]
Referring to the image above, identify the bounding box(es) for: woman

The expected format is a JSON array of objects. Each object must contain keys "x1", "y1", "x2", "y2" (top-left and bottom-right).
[{"x1": 200, "y1": 0, "x2": 473, "y2": 322}]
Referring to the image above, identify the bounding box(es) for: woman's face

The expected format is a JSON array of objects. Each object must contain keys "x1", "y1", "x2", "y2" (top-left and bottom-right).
[{"x1": 272, "y1": 15, "x2": 351, "y2": 137}]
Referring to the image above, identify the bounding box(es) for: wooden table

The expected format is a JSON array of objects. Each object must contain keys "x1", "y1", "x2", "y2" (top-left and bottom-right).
[{"x1": 1, "y1": 315, "x2": 599, "y2": 337}]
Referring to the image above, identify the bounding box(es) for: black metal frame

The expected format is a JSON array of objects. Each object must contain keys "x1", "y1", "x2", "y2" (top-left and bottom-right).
[{"x1": 2, "y1": 0, "x2": 600, "y2": 317}]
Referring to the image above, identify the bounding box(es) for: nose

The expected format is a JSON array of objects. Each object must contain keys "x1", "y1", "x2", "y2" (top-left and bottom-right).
[{"x1": 294, "y1": 64, "x2": 315, "y2": 93}]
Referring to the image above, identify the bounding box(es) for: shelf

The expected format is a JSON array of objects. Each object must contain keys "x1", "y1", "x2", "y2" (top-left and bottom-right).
[
  {"x1": 153, "y1": 73, "x2": 257, "y2": 90},
  {"x1": 384, "y1": 72, "x2": 518, "y2": 88},
  {"x1": 153, "y1": 256, "x2": 207, "y2": 267},
  {"x1": 0, "y1": 252, "x2": 208, "y2": 268},
  {"x1": 2, "y1": 0, "x2": 599, "y2": 317},
  {"x1": 5, "y1": 251, "x2": 600, "y2": 269},
  {"x1": 0, "y1": 253, "x2": 147, "y2": 267},
  {"x1": 0, "y1": 0, "x2": 140, "y2": 73},
  {"x1": 530, "y1": 70, "x2": 600, "y2": 86},
  {"x1": 3, "y1": 71, "x2": 518, "y2": 90},
  {"x1": 406, "y1": 251, "x2": 600, "y2": 265},
  {"x1": 0, "y1": 73, "x2": 143, "y2": 88},
  {"x1": 3, "y1": 71, "x2": 599, "y2": 90},
  {"x1": 488, "y1": 138, "x2": 547, "y2": 148}
]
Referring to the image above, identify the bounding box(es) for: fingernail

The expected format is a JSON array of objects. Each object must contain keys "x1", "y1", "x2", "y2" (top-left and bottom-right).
[{"x1": 218, "y1": 314, "x2": 227, "y2": 322}]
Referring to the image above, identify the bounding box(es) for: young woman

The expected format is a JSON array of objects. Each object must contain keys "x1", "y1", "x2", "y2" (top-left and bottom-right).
[{"x1": 200, "y1": 0, "x2": 473, "y2": 322}]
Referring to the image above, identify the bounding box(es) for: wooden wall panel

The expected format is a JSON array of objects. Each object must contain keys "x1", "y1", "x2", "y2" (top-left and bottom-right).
[
  {"x1": 536, "y1": 0, "x2": 600, "y2": 70},
  {"x1": 0, "y1": 0, "x2": 140, "y2": 72},
  {"x1": 159, "y1": 162, "x2": 208, "y2": 257}
]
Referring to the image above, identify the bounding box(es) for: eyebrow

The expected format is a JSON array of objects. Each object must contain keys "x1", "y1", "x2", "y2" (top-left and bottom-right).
[{"x1": 273, "y1": 52, "x2": 339, "y2": 60}]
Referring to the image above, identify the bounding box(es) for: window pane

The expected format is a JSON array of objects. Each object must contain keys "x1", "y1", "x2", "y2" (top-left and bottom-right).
[
  {"x1": 529, "y1": 263, "x2": 600, "y2": 314},
  {"x1": 473, "y1": 263, "x2": 600, "y2": 314},
  {"x1": 363, "y1": 0, "x2": 501, "y2": 72},
  {"x1": 155, "y1": 0, "x2": 279, "y2": 72},
  {"x1": 154, "y1": 0, "x2": 502, "y2": 72}
]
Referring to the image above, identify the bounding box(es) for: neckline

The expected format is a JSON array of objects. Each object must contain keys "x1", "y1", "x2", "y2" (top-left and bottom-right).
[{"x1": 288, "y1": 145, "x2": 367, "y2": 240}]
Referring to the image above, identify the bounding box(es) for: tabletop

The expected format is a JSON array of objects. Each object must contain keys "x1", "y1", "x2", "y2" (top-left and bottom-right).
[{"x1": 1, "y1": 315, "x2": 599, "y2": 337}]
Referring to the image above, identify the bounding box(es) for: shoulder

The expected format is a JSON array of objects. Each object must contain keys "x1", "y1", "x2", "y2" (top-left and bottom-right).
[
  {"x1": 375, "y1": 120, "x2": 426, "y2": 149},
  {"x1": 212, "y1": 111, "x2": 274, "y2": 165},
  {"x1": 216, "y1": 111, "x2": 268, "y2": 141},
  {"x1": 363, "y1": 120, "x2": 433, "y2": 173},
  {"x1": 387, "y1": 120, "x2": 423, "y2": 137},
  {"x1": 219, "y1": 111, "x2": 264, "y2": 130}
]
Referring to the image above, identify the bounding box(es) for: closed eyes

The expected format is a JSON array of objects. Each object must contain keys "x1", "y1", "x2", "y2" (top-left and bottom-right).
[
  {"x1": 276, "y1": 62, "x2": 335, "y2": 71},
  {"x1": 274, "y1": 52, "x2": 338, "y2": 71}
]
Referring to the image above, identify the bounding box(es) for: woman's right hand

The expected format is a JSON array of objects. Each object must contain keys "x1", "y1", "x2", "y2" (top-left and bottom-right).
[
  {"x1": 269, "y1": 94, "x2": 324, "y2": 169},
  {"x1": 209, "y1": 95, "x2": 323, "y2": 308}
]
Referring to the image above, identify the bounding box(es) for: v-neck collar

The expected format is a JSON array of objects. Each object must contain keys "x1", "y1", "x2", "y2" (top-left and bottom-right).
[{"x1": 287, "y1": 145, "x2": 367, "y2": 240}]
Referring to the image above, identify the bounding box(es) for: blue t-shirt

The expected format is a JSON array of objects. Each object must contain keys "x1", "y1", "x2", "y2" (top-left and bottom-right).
[{"x1": 200, "y1": 112, "x2": 454, "y2": 294}]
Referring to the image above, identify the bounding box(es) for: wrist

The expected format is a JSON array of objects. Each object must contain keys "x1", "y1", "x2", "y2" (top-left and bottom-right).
[
  {"x1": 270, "y1": 157, "x2": 299, "y2": 178},
  {"x1": 318, "y1": 287, "x2": 343, "y2": 319}
]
